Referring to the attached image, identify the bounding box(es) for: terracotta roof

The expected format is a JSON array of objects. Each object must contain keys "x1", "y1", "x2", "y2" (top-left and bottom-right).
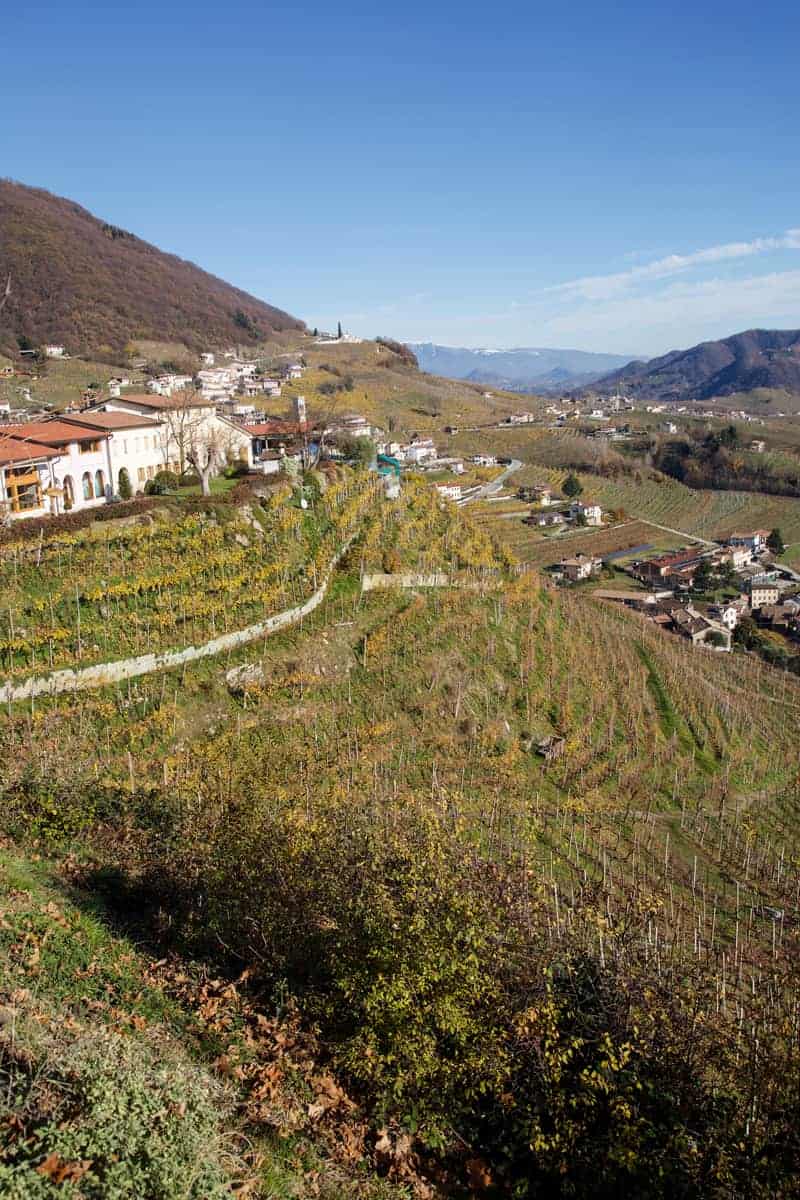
[
  {"x1": 243, "y1": 420, "x2": 303, "y2": 436},
  {"x1": 0, "y1": 435, "x2": 61, "y2": 466},
  {"x1": 65, "y1": 411, "x2": 162, "y2": 432},
  {"x1": 111, "y1": 392, "x2": 211, "y2": 410},
  {"x1": 5, "y1": 420, "x2": 109, "y2": 446}
]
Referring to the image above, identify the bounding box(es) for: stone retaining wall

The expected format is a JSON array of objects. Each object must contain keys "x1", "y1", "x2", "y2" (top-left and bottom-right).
[{"x1": 0, "y1": 537, "x2": 356, "y2": 704}]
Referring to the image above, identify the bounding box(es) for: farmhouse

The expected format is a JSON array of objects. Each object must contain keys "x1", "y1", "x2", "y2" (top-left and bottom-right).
[
  {"x1": 524, "y1": 510, "x2": 565, "y2": 528},
  {"x1": 5, "y1": 420, "x2": 115, "y2": 511},
  {"x1": 569, "y1": 501, "x2": 602, "y2": 526},
  {"x1": 65, "y1": 410, "x2": 168, "y2": 492},
  {"x1": 728, "y1": 530, "x2": 770, "y2": 554},
  {"x1": 518, "y1": 483, "x2": 554, "y2": 505},
  {"x1": 708, "y1": 599, "x2": 747, "y2": 631},
  {"x1": 633, "y1": 548, "x2": 705, "y2": 586},
  {"x1": 96, "y1": 392, "x2": 252, "y2": 473},
  {"x1": 749, "y1": 581, "x2": 781, "y2": 609},
  {"x1": 434, "y1": 482, "x2": 463, "y2": 501},
  {"x1": 559, "y1": 554, "x2": 601, "y2": 582}
]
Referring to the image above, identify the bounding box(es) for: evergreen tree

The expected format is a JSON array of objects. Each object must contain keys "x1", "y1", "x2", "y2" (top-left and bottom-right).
[
  {"x1": 767, "y1": 527, "x2": 785, "y2": 555},
  {"x1": 562, "y1": 472, "x2": 583, "y2": 498}
]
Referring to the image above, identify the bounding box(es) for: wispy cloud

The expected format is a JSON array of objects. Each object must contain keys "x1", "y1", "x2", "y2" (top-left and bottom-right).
[{"x1": 546, "y1": 229, "x2": 800, "y2": 302}]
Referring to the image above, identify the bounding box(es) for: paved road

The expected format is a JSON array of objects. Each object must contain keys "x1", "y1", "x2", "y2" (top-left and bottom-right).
[{"x1": 458, "y1": 459, "x2": 523, "y2": 505}]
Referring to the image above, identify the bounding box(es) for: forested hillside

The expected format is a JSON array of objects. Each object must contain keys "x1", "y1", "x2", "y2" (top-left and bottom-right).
[{"x1": 0, "y1": 179, "x2": 303, "y2": 356}]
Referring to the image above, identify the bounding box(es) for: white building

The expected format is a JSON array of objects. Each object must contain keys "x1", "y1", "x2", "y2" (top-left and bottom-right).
[
  {"x1": 65, "y1": 410, "x2": 168, "y2": 493},
  {"x1": 99, "y1": 392, "x2": 252, "y2": 473},
  {"x1": 197, "y1": 368, "x2": 237, "y2": 401},
  {"x1": 4, "y1": 420, "x2": 114, "y2": 512},
  {"x1": 44, "y1": 344, "x2": 65, "y2": 358},
  {"x1": 404, "y1": 439, "x2": 437, "y2": 463},
  {"x1": 201, "y1": 352, "x2": 215, "y2": 366},
  {"x1": 147, "y1": 374, "x2": 194, "y2": 397},
  {"x1": 435, "y1": 482, "x2": 462, "y2": 501},
  {"x1": 749, "y1": 582, "x2": 780, "y2": 609},
  {"x1": 569, "y1": 501, "x2": 603, "y2": 526}
]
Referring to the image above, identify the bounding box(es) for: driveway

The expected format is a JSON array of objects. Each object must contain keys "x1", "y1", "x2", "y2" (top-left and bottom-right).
[{"x1": 458, "y1": 459, "x2": 523, "y2": 505}]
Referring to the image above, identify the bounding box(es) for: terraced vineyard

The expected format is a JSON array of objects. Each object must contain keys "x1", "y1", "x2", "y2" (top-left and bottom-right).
[
  {"x1": 0, "y1": 472, "x2": 379, "y2": 679},
  {"x1": 4, "y1": 480, "x2": 800, "y2": 1197}
]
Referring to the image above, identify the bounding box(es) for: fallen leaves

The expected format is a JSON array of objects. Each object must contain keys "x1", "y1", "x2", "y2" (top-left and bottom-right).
[{"x1": 35, "y1": 1152, "x2": 92, "y2": 1184}]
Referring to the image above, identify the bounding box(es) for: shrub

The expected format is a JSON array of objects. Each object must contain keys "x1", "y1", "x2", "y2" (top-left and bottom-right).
[
  {"x1": 0, "y1": 1024, "x2": 238, "y2": 1198},
  {"x1": 117, "y1": 467, "x2": 132, "y2": 500}
]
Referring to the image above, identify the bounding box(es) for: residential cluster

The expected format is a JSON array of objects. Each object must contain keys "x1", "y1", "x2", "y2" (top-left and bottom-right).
[{"x1": 596, "y1": 532, "x2": 800, "y2": 652}]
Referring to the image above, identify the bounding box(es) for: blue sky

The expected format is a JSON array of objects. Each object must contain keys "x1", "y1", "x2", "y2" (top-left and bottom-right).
[{"x1": 3, "y1": 0, "x2": 799, "y2": 356}]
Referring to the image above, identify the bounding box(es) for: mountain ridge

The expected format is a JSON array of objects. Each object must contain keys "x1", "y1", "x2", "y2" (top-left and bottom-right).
[
  {"x1": 581, "y1": 326, "x2": 800, "y2": 401},
  {"x1": 409, "y1": 342, "x2": 636, "y2": 392},
  {"x1": 0, "y1": 179, "x2": 303, "y2": 357}
]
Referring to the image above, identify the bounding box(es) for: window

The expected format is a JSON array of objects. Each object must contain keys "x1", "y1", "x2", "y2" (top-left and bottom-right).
[
  {"x1": 80, "y1": 439, "x2": 101, "y2": 454},
  {"x1": 94, "y1": 469, "x2": 105, "y2": 498},
  {"x1": 122, "y1": 440, "x2": 128, "y2": 453},
  {"x1": 147, "y1": 464, "x2": 155, "y2": 479},
  {"x1": 137, "y1": 467, "x2": 146, "y2": 483},
  {"x1": 5, "y1": 466, "x2": 43, "y2": 512},
  {"x1": 62, "y1": 475, "x2": 75, "y2": 511},
  {"x1": 82, "y1": 472, "x2": 94, "y2": 500}
]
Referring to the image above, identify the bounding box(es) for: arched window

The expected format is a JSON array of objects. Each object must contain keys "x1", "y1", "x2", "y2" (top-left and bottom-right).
[
  {"x1": 94, "y1": 469, "x2": 105, "y2": 498},
  {"x1": 62, "y1": 476, "x2": 75, "y2": 511},
  {"x1": 82, "y1": 472, "x2": 94, "y2": 501}
]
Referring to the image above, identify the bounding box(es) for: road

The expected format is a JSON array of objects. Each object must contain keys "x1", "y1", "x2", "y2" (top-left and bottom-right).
[{"x1": 457, "y1": 459, "x2": 523, "y2": 505}]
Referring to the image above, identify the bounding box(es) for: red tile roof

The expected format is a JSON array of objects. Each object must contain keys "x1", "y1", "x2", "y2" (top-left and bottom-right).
[
  {"x1": 243, "y1": 420, "x2": 303, "y2": 436},
  {"x1": 6, "y1": 420, "x2": 109, "y2": 446},
  {"x1": 64, "y1": 411, "x2": 162, "y2": 432},
  {"x1": 112, "y1": 392, "x2": 211, "y2": 410},
  {"x1": 0, "y1": 435, "x2": 61, "y2": 466}
]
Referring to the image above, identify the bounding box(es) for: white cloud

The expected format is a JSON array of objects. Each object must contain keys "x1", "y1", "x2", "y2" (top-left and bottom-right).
[
  {"x1": 533, "y1": 269, "x2": 800, "y2": 355},
  {"x1": 546, "y1": 229, "x2": 800, "y2": 302}
]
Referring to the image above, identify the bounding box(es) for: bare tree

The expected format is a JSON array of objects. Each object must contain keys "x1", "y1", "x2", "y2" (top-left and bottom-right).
[
  {"x1": 159, "y1": 389, "x2": 209, "y2": 475},
  {"x1": 0, "y1": 275, "x2": 11, "y2": 315},
  {"x1": 186, "y1": 432, "x2": 222, "y2": 497}
]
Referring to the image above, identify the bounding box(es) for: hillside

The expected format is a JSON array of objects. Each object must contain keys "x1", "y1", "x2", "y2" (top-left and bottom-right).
[
  {"x1": 410, "y1": 342, "x2": 633, "y2": 392},
  {"x1": 2, "y1": 474, "x2": 800, "y2": 1196},
  {"x1": 0, "y1": 179, "x2": 303, "y2": 357},
  {"x1": 584, "y1": 326, "x2": 800, "y2": 403}
]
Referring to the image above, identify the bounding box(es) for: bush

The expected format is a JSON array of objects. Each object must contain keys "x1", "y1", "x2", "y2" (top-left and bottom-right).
[{"x1": 0, "y1": 1025, "x2": 238, "y2": 1198}]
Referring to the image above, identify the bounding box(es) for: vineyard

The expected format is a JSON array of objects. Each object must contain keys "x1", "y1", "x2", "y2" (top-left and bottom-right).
[
  {"x1": 471, "y1": 510, "x2": 689, "y2": 568},
  {"x1": 0, "y1": 472, "x2": 379, "y2": 680},
  {"x1": 516, "y1": 463, "x2": 800, "y2": 553},
  {"x1": 3, "y1": 480, "x2": 800, "y2": 1196}
]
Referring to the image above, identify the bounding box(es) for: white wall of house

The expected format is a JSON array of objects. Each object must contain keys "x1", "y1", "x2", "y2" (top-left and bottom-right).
[
  {"x1": 50, "y1": 438, "x2": 113, "y2": 511},
  {"x1": 103, "y1": 400, "x2": 252, "y2": 474}
]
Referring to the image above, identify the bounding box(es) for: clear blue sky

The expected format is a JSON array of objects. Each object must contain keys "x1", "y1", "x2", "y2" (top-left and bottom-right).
[{"x1": 3, "y1": 0, "x2": 799, "y2": 355}]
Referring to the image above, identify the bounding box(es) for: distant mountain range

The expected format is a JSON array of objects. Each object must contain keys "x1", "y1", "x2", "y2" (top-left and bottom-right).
[
  {"x1": 580, "y1": 327, "x2": 800, "y2": 402},
  {"x1": 0, "y1": 180, "x2": 303, "y2": 357},
  {"x1": 409, "y1": 343, "x2": 635, "y2": 392}
]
